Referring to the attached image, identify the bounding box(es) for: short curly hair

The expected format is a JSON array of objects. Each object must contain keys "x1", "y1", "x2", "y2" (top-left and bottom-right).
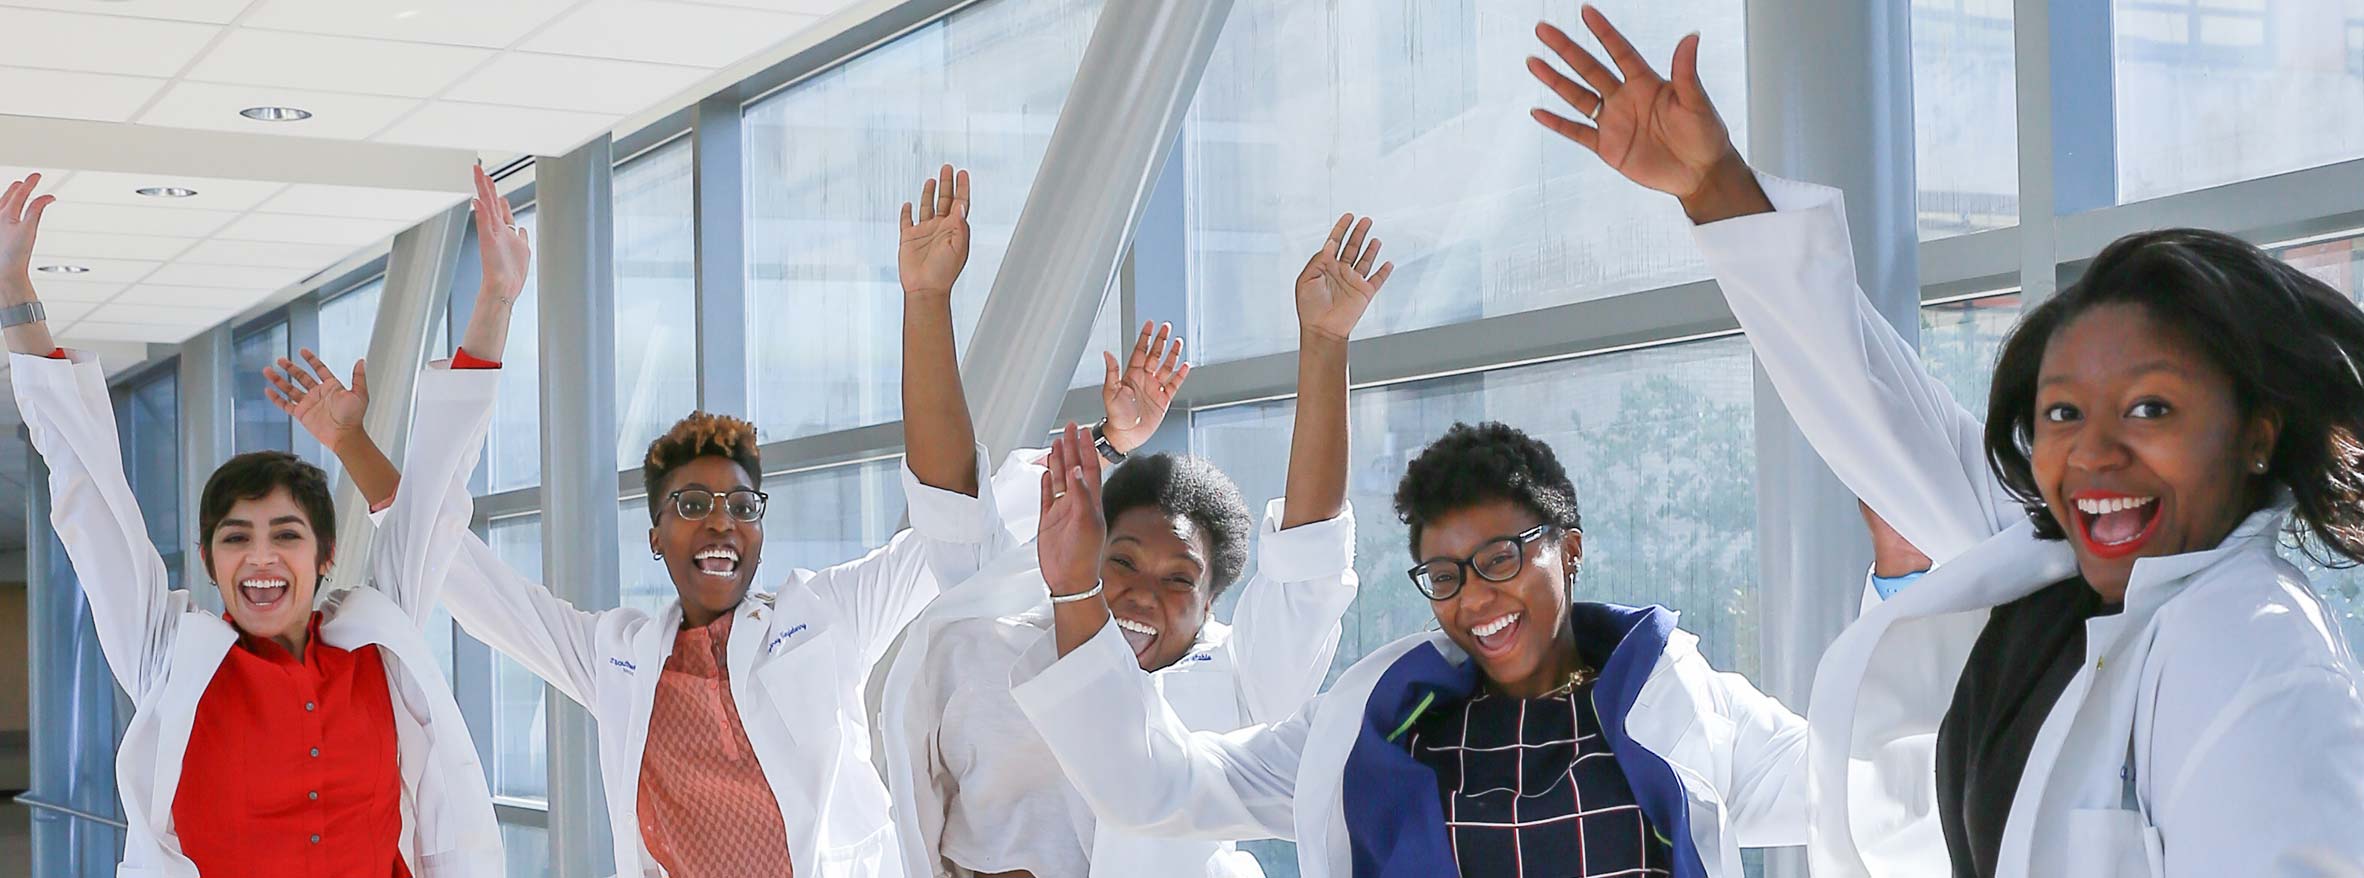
[
  {"x1": 1101, "y1": 453, "x2": 1254, "y2": 599},
  {"x1": 642, "y1": 411, "x2": 764, "y2": 523},
  {"x1": 1394, "y1": 421, "x2": 1582, "y2": 559}
]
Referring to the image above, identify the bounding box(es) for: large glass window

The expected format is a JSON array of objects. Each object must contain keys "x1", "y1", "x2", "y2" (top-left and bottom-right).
[
  {"x1": 314, "y1": 278, "x2": 385, "y2": 483},
  {"x1": 231, "y1": 321, "x2": 292, "y2": 455},
  {"x1": 483, "y1": 515, "x2": 550, "y2": 804},
  {"x1": 116, "y1": 370, "x2": 184, "y2": 589},
  {"x1": 614, "y1": 140, "x2": 700, "y2": 472},
  {"x1": 740, "y1": 0, "x2": 1112, "y2": 443},
  {"x1": 2114, "y1": 0, "x2": 2364, "y2": 201},
  {"x1": 1191, "y1": 335, "x2": 1760, "y2": 682},
  {"x1": 487, "y1": 208, "x2": 544, "y2": 493},
  {"x1": 1183, "y1": 0, "x2": 1748, "y2": 363},
  {"x1": 1913, "y1": 0, "x2": 2019, "y2": 238}
]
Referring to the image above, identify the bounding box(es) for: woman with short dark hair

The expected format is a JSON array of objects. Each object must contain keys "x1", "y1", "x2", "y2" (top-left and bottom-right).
[{"x1": 1528, "y1": 6, "x2": 2364, "y2": 875}]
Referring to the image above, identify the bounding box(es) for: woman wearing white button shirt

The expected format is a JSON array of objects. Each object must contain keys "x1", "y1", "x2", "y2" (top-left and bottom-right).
[{"x1": 1526, "y1": 5, "x2": 2364, "y2": 875}]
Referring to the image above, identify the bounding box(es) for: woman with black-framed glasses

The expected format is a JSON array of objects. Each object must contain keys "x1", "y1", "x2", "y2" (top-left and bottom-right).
[{"x1": 1013, "y1": 420, "x2": 1811, "y2": 878}]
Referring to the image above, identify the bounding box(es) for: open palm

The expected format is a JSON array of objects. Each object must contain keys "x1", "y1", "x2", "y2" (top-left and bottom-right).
[
  {"x1": 0, "y1": 173, "x2": 55, "y2": 292},
  {"x1": 1101, "y1": 320, "x2": 1190, "y2": 453},
  {"x1": 899, "y1": 164, "x2": 971, "y2": 300},
  {"x1": 264, "y1": 349, "x2": 369, "y2": 449},
  {"x1": 1295, "y1": 213, "x2": 1394, "y2": 343},
  {"x1": 1037, "y1": 423, "x2": 1108, "y2": 596},
  {"x1": 1526, "y1": 7, "x2": 1738, "y2": 200},
  {"x1": 472, "y1": 164, "x2": 531, "y2": 303}
]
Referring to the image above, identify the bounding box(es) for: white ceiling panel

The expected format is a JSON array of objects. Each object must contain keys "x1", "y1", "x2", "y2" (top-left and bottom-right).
[
  {"x1": 0, "y1": 167, "x2": 72, "y2": 197},
  {"x1": 109, "y1": 284, "x2": 268, "y2": 309},
  {"x1": 0, "y1": 67, "x2": 168, "y2": 123},
  {"x1": 29, "y1": 299, "x2": 95, "y2": 323},
  {"x1": 83, "y1": 303, "x2": 243, "y2": 327},
  {"x1": 215, "y1": 212, "x2": 405, "y2": 247},
  {"x1": 185, "y1": 29, "x2": 495, "y2": 98},
  {"x1": 57, "y1": 171, "x2": 289, "y2": 212},
  {"x1": 240, "y1": 0, "x2": 579, "y2": 49},
  {"x1": 174, "y1": 237, "x2": 356, "y2": 269},
  {"x1": 143, "y1": 262, "x2": 307, "y2": 290},
  {"x1": 0, "y1": 0, "x2": 257, "y2": 24},
  {"x1": 521, "y1": 0, "x2": 816, "y2": 68},
  {"x1": 61, "y1": 320, "x2": 207, "y2": 344},
  {"x1": 257, "y1": 183, "x2": 462, "y2": 222},
  {"x1": 0, "y1": 8, "x2": 219, "y2": 78},
  {"x1": 137, "y1": 81, "x2": 423, "y2": 140},
  {"x1": 445, "y1": 53, "x2": 709, "y2": 115},
  {"x1": 24, "y1": 256, "x2": 160, "y2": 285},
  {"x1": 41, "y1": 202, "x2": 239, "y2": 237},
  {"x1": 676, "y1": 0, "x2": 858, "y2": 12},
  {"x1": 375, "y1": 101, "x2": 614, "y2": 156},
  {"x1": 28, "y1": 280, "x2": 125, "y2": 303},
  {"x1": 34, "y1": 231, "x2": 195, "y2": 262}
]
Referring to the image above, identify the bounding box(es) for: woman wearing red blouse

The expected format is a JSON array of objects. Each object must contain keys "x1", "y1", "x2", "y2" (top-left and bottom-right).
[{"x1": 2, "y1": 167, "x2": 529, "y2": 877}]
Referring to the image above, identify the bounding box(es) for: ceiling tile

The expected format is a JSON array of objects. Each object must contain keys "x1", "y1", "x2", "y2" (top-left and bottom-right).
[
  {"x1": 34, "y1": 231, "x2": 195, "y2": 262},
  {"x1": 137, "y1": 81, "x2": 422, "y2": 141},
  {"x1": 184, "y1": 28, "x2": 494, "y2": 98},
  {"x1": 41, "y1": 202, "x2": 239, "y2": 237},
  {"x1": 28, "y1": 299, "x2": 95, "y2": 323},
  {"x1": 240, "y1": 0, "x2": 579, "y2": 49},
  {"x1": 520, "y1": 0, "x2": 816, "y2": 68},
  {"x1": 0, "y1": 8, "x2": 218, "y2": 77},
  {"x1": 0, "y1": 67, "x2": 168, "y2": 123},
  {"x1": 670, "y1": 0, "x2": 853, "y2": 12},
  {"x1": 0, "y1": 167, "x2": 72, "y2": 198},
  {"x1": 28, "y1": 279, "x2": 126, "y2": 303},
  {"x1": 143, "y1": 262, "x2": 308, "y2": 290},
  {"x1": 375, "y1": 101, "x2": 613, "y2": 157},
  {"x1": 256, "y1": 183, "x2": 463, "y2": 222},
  {"x1": 0, "y1": 0, "x2": 256, "y2": 24},
  {"x1": 57, "y1": 171, "x2": 289, "y2": 212},
  {"x1": 174, "y1": 237, "x2": 355, "y2": 269},
  {"x1": 83, "y1": 303, "x2": 242, "y2": 327},
  {"x1": 110, "y1": 284, "x2": 268, "y2": 308},
  {"x1": 445, "y1": 52, "x2": 708, "y2": 115},
  {"x1": 24, "y1": 256, "x2": 159, "y2": 285},
  {"x1": 215, "y1": 212, "x2": 405, "y2": 246},
  {"x1": 61, "y1": 320, "x2": 207, "y2": 344}
]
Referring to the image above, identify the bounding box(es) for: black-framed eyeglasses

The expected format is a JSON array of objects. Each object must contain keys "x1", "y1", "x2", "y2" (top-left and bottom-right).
[
  {"x1": 666, "y1": 489, "x2": 768, "y2": 523},
  {"x1": 1406, "y1": 524, "x2": 1557, "y2": 601}
]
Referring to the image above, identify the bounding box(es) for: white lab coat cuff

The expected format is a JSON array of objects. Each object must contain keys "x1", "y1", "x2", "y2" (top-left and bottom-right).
[
  {"x1": 1254, "y1": 499, "x2": 1355, "y2": 584},
  {"x1": 1689, "y1": 172, "x2": 1847, "y2": 260},
  {"x1": 905, "y1": 443, "x2": 995, "y2": 543},
  {"x1": 1010, "y1": 620, "x2": 1135, "y2": 711},
  {"x1": 414, "y1": 358, "x2": 503, "y2": 404}
]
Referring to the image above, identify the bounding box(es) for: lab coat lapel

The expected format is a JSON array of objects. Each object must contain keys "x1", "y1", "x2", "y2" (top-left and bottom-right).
[
  {"x1": 149, "y1": 616, "x2": 234, "y2": 845},
  {"x1": 620, "y1": 600, "x2": 682, "y2": 830}
]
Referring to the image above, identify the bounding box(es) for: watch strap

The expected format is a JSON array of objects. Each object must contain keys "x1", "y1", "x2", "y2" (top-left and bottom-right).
[
  {"x1": 0, "y1": 300, "x2": 43, "y2": 328},
  {"x1": 1090, "y1": 418, "x2": 1128, "y2": 465}
]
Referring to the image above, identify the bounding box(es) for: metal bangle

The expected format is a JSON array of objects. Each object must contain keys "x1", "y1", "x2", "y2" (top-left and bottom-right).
[
  {"x1": 0, "y1": 300, "x2": 44, "y2": 328},
  {"x1": 1048, "y1": 581, "x2": 1104, "y2": 604}
]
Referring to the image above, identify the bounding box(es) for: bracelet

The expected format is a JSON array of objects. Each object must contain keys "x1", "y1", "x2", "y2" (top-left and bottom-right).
[
  {"x1": 1047, "y1": 581, "x2": 1104, "y2": 604},
  {"x1": 0, "y1": 301, "x2": 43, "y2": 329}
]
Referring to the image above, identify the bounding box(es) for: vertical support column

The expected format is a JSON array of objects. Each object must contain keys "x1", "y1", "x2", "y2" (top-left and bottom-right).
[
  {"x1": 1129, "y1": 126, "x2": 1193, "y2": 460},
  {"x1": 176, "y1": 325, "x2": 232, "y2": 557},
  {"x1": 2017, "y1": 0, "x2": 2114, "y2": 303},
  {"x1": 692, "y1": 93, "x2": 749, "y2": 417},
  {"x1": 21, "y1": 426, "x2": 62, "y2": 878},
  {"x1": 1744, "y1": 4, "x2": 1919, "y2": 873},
  {"x1": 963, "y1": 0, "x2": 1234, "y2": 461},
  {"x1": 328, "y1": 206, "x2": 467, "y2": 592},
  {"x1": 537, "y1": 135, "x2": 620, "y2": 878}
]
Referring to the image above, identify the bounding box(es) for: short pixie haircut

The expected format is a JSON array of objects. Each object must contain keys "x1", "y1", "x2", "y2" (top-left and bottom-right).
[
  {"x1": 1984, "y1": 227, "x2": 2364, "y2": 563},
  {"x1": 642, "y1": 411, "x2": 765, "y2": 524},
  {"x1": 198, "y1": 451, "x2": 337, "y2": 565},
  {"x1": 1394, "y1": 421, "x2": 1582, "y2": 559},
  {"x1": 1101, "y1": 453, "x2": 1253, "y2": 599}
]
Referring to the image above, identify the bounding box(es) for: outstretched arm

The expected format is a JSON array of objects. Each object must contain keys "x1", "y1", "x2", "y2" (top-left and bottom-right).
[
  {"x1": 1284, "y1": 213, "x2": 1391, "y2": 528},
  {"x1": 900, "y1": 164, "x2": 981, "y2": 497},
  {"x1": 0, "y1": 174, "x2": 57, "y2": 356},
  {"x1": 461, "y1": 164, "x2": 531, "y2": 362}
]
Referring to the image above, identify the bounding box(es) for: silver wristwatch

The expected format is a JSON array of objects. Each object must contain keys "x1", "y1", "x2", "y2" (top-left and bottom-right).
[
  {"x1": 1090, "y1": 418, "x2": 1128, "y2": 465},
  {"x1": 0, "y1": 300, "x2": 42, "y2": 328}
]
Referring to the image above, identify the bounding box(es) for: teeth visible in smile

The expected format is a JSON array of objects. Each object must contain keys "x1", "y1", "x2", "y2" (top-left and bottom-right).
[
  {"x1": 1113, "y1": 617, "x2": 1158, "y2": 637},
  {"x1": 694, "y1": 547, "x2": 740, "y2": 561},
  {"x1": 2073, "y1": 496, "x2": 2157, "y2": 516},
  {"x1": 693, "y1": 546, "x2": 740, "y2": 578},
  {"x1": 1473, "y1": 612, "x2": 1519, "y2": 638},
  {"x1": 240, "y1": 578, "x2": 289, "y2": 590}
]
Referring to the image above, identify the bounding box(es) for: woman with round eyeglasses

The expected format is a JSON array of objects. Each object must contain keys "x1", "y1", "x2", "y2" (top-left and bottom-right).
[
  {"x1": 288, "y1": 166, "x2": 1008, "y2": 877},
  {"x1": 1011, "y1": 420, "x2": 1811, "y2": 878}
]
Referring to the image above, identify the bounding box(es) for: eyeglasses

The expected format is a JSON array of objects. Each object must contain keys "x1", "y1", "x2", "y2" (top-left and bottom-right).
[
  {"x1": 1406, "y1": 524, "x2": 1558, "y2": 601},
  {"x1": 666, "y1": 489, "x2": 768, "y2": 523}
]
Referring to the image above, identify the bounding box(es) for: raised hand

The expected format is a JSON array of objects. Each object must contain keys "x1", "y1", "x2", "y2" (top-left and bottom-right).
[
  {"x1": 1295, "y1": 213, "x2": 1394, "y2": 343},
  {"x1": 265, "y1": 349, "x2": 370, "y2": 451},
  {"x1": 899, "y1": 164, "x2": 971, "y2": 302},
  {"x1": 472, "y1": 164, "x2": 530, "y2": 305},
  {"x1": 1100, "y1": 321, "x2": 1191, "y2": 454},
  {"x1": 0, "y1": 174, "x2": 55, "y2": 297},
  {"x1": 1526, "y1": 7, "x2": 1758, "y2": 220},
  {"x1": 1037, "y1": 422, "x2": 1108, "y2": 598}
]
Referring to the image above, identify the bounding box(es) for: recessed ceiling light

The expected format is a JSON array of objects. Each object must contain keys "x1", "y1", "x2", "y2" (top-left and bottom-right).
[
  {"x1": 136, "y1": 186, "x2": 197, "y2": 198},
  {"x1": 37, "y1": 265, "x2": 89, "y2": 274},
  {"x1": 240, "y1": 106, "x2": 313, "y2": 122}
]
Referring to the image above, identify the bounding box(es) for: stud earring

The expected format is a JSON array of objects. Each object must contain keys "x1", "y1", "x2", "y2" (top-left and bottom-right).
[{"x1": 2254, "y1": 458, "x2": 2270, "y2": 473}]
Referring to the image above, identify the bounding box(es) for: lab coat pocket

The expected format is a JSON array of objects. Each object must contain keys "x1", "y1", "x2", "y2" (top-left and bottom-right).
[
  {"x1": 818, "y1": 823, "x2": 892, "y2": 876},
  {"x1": 2064, "y1": 808, "x2": 2164, "y2": 878}
]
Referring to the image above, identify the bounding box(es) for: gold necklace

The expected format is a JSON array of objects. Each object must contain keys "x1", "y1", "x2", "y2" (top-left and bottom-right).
[{"x1": 1541, "y1": 662, "x2": 1597, "y2": 699}]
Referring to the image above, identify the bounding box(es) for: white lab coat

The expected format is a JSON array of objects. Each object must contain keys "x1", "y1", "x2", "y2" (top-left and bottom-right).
[
  {"x1": 400, "y1": 366, "x2": 1001, "y2": 878},
  {"x1": 1006, "y1": 612, "x2": 1808, "y2": 878},
  {"x1": 11, "y1": 351, "x2": 504, "y2": 878},
  {"x1": 1693, "y1": 173, "x2": 2364, "y2": 877},
  {"x1": 879, "y1": 444, "x2": 1359, "y2": 878}
]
